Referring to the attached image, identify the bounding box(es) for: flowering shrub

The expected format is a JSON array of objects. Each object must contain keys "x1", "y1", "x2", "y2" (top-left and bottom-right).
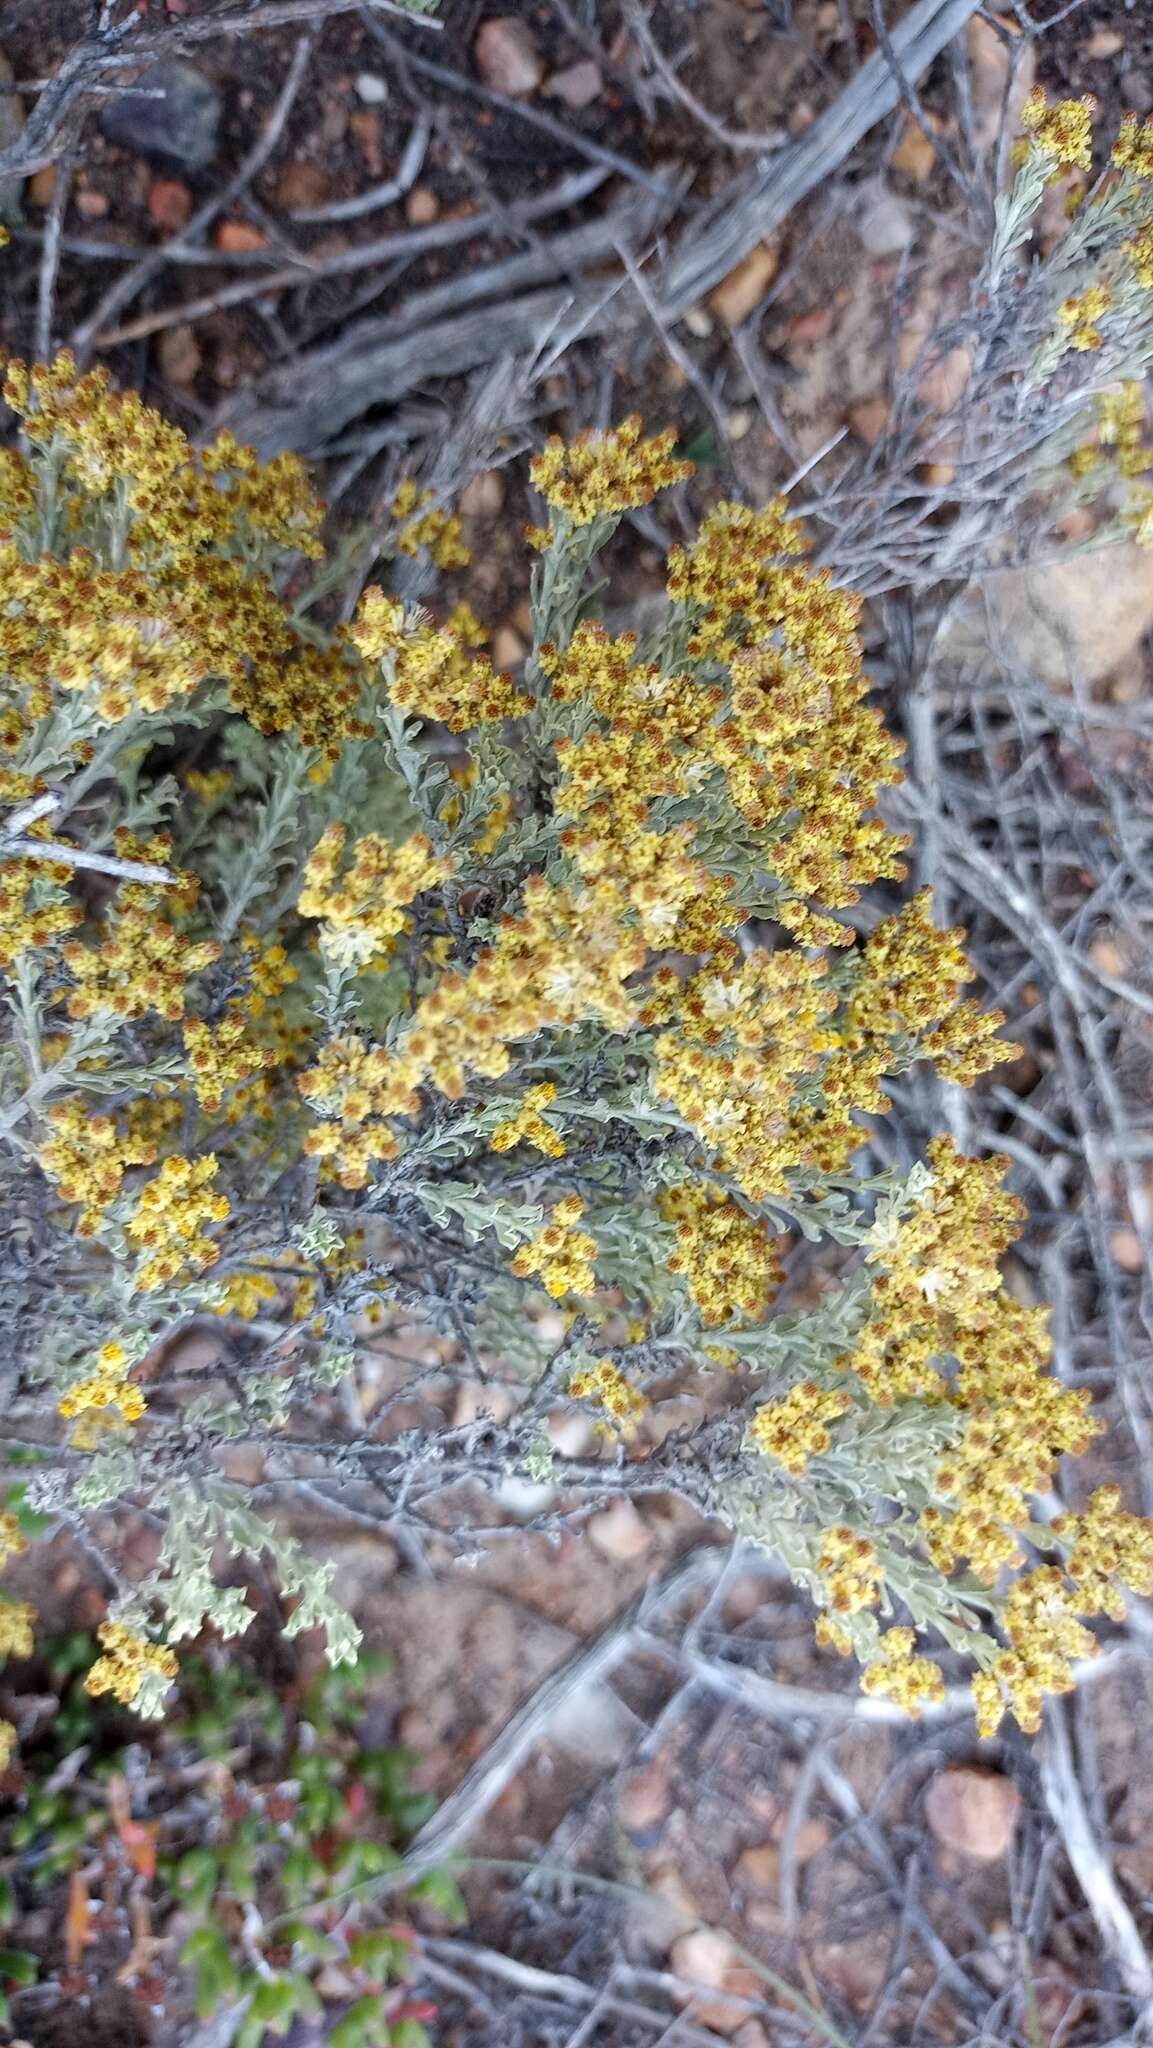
[{"x1": 4, "y1": 98, "x2": 1153, "y2": 1753}]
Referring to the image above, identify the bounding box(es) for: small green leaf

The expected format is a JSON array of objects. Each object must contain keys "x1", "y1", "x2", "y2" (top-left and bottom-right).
[
  {"x1": 176, "y1": 1847, "x2": 220, "y2": 1913},
  {"x1": 411, "y1": 1867, "x2": 467, "y2": 1925},
  {"x1": 0, "y1": 1948, "x2": 39, "y2": 1987},
  {"x1": 390, "y1": 2022, "x2": 433, "y2": 2048}
]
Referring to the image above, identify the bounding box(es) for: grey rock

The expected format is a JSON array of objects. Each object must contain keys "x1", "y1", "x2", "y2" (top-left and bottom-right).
[
  {"x1": 855, "y1": 179, "x2": 916, "y2": 257},
  {"x1": 101, "y1": 59, "x2": 220, "y2": 172}
]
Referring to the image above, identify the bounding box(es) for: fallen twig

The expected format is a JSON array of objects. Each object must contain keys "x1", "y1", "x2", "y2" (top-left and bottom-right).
[{"x1": 1040, "y1": 1700, "x2": 1153, "y2": 2009}]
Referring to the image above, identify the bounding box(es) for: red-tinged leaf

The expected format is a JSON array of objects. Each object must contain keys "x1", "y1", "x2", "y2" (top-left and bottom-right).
[
  {"x1": 345, "y1": 1781, "x2": 368, "y2": 1822},
  {"x1": 119, "y1": 1819, "x2": 158, "y2": 1879},
  {"x1": 65, "y1": 1871, "x2": 93, "y2": 1971}
]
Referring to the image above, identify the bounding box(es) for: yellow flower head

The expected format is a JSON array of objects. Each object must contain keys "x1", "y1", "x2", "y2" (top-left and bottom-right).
[
  {"x1": 860, "y1": 1627, "x2": 945, "y2": 1715},
  {"x1": 1019, "y1": 90, "x2": 1095, "y2": 177},
  {"x1": 747, "y1": 1380, "x2": 851, "y2": 1474},
  {"x1": 569, "y1": 1359, "x2": 647, "y2": 1436},
  {"x1": 531, "y1": 416, "x2": 692, "y2": 525},
  {"x1": 297, "y1": 823, "x2": 451, "y2": 970},
  {"x1": 510, "y1": 1198, "x2": 598, "y2": 1300},
  {"x1": 84, "y1": 1621, "x2": 178, "y2": 1709},
  {"x1": 0, "y1": 1601, "x2": 36, "y2": 1661},
  {"x1": 1113, "y1": 111, "x2": 1153, "y2": 180}
]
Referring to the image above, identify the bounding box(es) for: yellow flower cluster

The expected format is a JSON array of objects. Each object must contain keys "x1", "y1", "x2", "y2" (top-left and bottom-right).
[
  {"x1": 199, "y1": 429, "x2": 325, "y2": 557},
  {"x1": 563, "y1": 820, "x2": 714, "y2": 950},
  {"x1": 0, "y1": 1601, "x2": 36, "y2": 1660},
  {"x1": 1057, "y1": 283, "x2": 1110, "y2": 352},
  {"x1": 389, "y1": 479, "x2": 470, "y2": 568},
  {"x1": 859, "y1": 1627, "x2": 945, "y2": 1715},
  {"x1": 843, "y1": 1139, "x2": 1100, "y2": 1588},
  {"x1": 319, "y1": 457, "x2": 1012, "y2": 1212},
  {"x1": 1019, "y1": 88, "x2": 1095, "y2": 176},
  {"x1": 1113, "y1": 111, "x2": 1153, "y2": 180},
  {"x1": 64, "y1": 836, "x2": 218, "y2": 1024},
  {"x1": 1070, "y1": 382, "x2": 1151, "y2": 482},
  {"x1": 0, "y1": 356, "x2": 369, "y2": 773},
  {"x1": 350, "y1": 591, "x2": 530, "y2": 732},
  {"x1": 58, "y1": 1341, "x2": 146, "y2": 1426},
  {"x1": 297, "y1": 823, "x2": 450, "y2": 969},
  {"x1": 679, "y1": 517, "x2": 907, "y2": 934},
  {"x1": 659, "y1": 1183, "x2": 784, "y2": 1326},
  {"x1": 1, "y1": 360, "x2": 325, "y2": 560},
  {"x1": 299, "y1": 1035, "x2": 414, "y2": 1187},
  {"x1": 817, "y1": 1525, "x2": 884, "y2": 1613},
  {"x1": 84, "y1": 1620, "x2": 178, "y2": 1708},
  {"x1": 650, "y1": 949, "x2": 864, "y2": 1202},
  {"x1": 846, "y1": 890, "x2": 1016, "y2": 1085},
  {"x1": 123, "y1": 1154, "x2": 229, "y2": 1291},
  {"x1": 244, "y1": 937, "x2": 298, "y2": 1017},
  {"x1": 545, "y1": 529, "x2": 909, "y2": 945},
  {"x1": 0, "y1": 848, "x2": 80, "y2": 970},
  {"x1": 666, "y1": 498, "x2": 806, "y2": 651},
  {"x1": 747, "y1": 1379, "x2": 852, "y2": 1473},
  {"x1": 39, "y1": 1098, "x2": 158, "y2": 1234},
  {"x1": 0, "y1": 1722, "x2": 15, "y2": 1769},
  {"x1": 0, "y1": 550, "x2": 208, "y2": 724},
  {"x1": 0, "y1": 1511, "x2": 27, "y2": 1570},
  {"x1": 569, "y1": 1358, "x2": 647, "y2": 1434},
  {"x1": 385, "y1": 870, "x2": 648, "y2": 1103},
  {"x1": 213, "y1": 1270, "x2": 280, "y2": 1319},
  {"x1": 1125, "y1": 223, "x2": 1153, "y2": 288},
  {"x1": 185, "y1": 1009, "x2": 271, "y2": 1114},
  {"x1": 510, "y1": 1196, "x2": 598, "y2": 1299},
  {"x1": 971, "y1": 1568, "x2": 1097, "y2": 1737},
  {"x1": 1052, "y1": 1484, "x2": 1153, "y2": 1619},
  {"x1": 855, "y1": 1139, "x2": 1026, "y2": 1399},
  {"x1": 530, "y1": 416, "x2": 692, "y2": 526},
  {"x1": 345, "y1": 588, "x2": 406, "y2": 662},
  {"x1": 490, "y1": 1082, "x2": 566, "y2": 1157}
]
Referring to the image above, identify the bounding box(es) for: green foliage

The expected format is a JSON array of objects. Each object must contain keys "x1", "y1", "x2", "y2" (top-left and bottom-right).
[{"x1": 0, "y1": 1641, "x2": 454, "y2": 2041}]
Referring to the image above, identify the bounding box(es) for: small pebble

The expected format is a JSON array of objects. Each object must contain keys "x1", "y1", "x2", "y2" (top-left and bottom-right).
[
  {"x1": 26, "y1": 165, "x2": 57, "y2": 208},
  {"x1": 925, "y1": 1766, "x2": 1022, "y2": 1862},
  {"x1": 546, "y1": 59, "x2": 603, "y2": 111},
  {"x1": 157, "y1": 324, "x2": 202, "y2": 386},
  {"x1": 148, "y1": 176, "x2": 193, "y2": 233},
  {"x1": 405, "y1": 185, "x2": 439, "y2": 226},
  {"x1": 215, "y1": 219, "x2": 266, "y2": 252},
  {"x1": 355, "y1": 70, "x2": 389, "y2": 104},
  {"x1": 474, "y1": 17, "x2": 544, "y2": 98}
]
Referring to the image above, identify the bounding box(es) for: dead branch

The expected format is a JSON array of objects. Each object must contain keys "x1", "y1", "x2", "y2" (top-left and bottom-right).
[
  {"x1": 1040, "y1": 1700, "x2": 1153, "y2": 2012},
  {"x1": 199, "y1": 0, "x2": 982, "y2": 458}
]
